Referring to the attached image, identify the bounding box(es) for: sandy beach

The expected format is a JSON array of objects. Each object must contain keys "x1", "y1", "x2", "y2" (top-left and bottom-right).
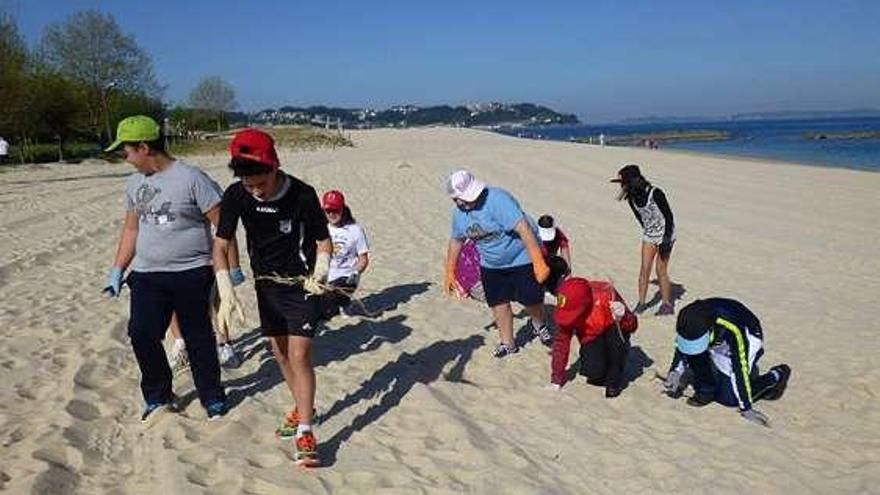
[{"x1": 1, "y1": 127, "x2": 878, "y2": 494}]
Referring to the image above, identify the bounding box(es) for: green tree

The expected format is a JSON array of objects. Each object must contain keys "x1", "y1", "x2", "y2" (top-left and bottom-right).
[
  {"x1": 0, "y1": 12, "x2": 30, "y2": 145},
  {"x1": 189, "y1": 76, "x2": 237, "y2": 131},
  {"x1": 39, "y1": 10, "x2": 163, "y2": 143}
]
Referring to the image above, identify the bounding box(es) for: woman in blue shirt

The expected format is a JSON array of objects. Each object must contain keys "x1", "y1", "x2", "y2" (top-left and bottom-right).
[{"x1": 443, "y1": 170, "x2": 552, "y2": 358}]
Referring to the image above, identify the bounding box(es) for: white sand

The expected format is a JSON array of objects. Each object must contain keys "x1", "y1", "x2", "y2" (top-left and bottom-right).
[{"x1": 1, "y1": 128, "x2": 878, "y2": 494}]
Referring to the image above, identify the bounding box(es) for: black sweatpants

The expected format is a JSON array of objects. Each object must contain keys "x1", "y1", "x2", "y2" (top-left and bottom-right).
[
  {"x1": 579, "y1": 329, "x2": 631, "y2": 389},
  {"x1": 127, "y1": 266, "x2": 225, "y2": 407}
]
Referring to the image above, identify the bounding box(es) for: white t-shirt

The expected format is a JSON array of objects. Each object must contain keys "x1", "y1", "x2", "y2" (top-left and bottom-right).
[
  {"x1": 328, "y1": 222, "x2": 369, "y2": 281},
  {"x1": 0, "y1": 139, "x2": 8, "y2": 156}
]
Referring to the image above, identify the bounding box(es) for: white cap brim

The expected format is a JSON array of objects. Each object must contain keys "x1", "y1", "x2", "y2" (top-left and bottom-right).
[
  {"x1": 539, "y1": 227, "x2": 556, "y2": 242},
  {"x1": 454, "y1": 179, "x2": 486, "y2": 202}
]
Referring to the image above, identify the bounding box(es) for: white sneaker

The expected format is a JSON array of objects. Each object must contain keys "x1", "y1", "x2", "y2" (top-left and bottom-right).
[
  {"x1": 218, "y1": 343, "x2": 242, "y2": 368},
  {"x1": 169, "y1": 345, "x2": 190, "y2": 376}
]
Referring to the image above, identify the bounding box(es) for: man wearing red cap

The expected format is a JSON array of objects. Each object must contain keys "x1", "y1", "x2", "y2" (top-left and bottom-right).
[
  {"x1": 551, "y1": 277, "x2": 638, "y2": 397},
  {"x1": 212, "y1": 128, "x2": 331, "y2": 466}
]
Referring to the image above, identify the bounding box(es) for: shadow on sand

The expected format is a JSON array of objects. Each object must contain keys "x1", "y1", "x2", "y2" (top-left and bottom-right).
[{"x1": 317, "y1": 334, "x2": 485, "y2": 466}]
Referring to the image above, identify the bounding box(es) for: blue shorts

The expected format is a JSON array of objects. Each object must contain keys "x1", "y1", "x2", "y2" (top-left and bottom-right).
[{"x1": 480, "y1": 263, "x2": 544, "y2": 307}]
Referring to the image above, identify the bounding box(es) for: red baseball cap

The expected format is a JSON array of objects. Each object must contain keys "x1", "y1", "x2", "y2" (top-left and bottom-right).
[
  {"x1": 322, "y1": 190, "x2": 345, "y2": 211},
  {"x1": 229, "y1": 128, "x2": 280, "y2": 169},
  {"x1": 554, "y1": 278, "x2": 594, "y2": 329}
]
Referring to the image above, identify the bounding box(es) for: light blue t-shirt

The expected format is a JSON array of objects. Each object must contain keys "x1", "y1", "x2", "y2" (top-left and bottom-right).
[{"x1": 450, "y1": 187, "x2": 537, "y2": 269}]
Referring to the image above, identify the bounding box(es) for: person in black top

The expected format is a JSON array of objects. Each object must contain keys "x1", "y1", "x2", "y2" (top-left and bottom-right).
[
  {"x1": 611, "y1": 164, "x2": 676, "y2": 316},
  {"x1": 662, "y1": 298, "x2": 791, "y2": 427},
  {"x1": 212, "y1": 128, "x2": 330, "y2": 467}
]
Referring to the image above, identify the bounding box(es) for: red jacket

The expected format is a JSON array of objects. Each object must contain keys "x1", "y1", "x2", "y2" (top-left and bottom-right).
[{"x1": 551, "y1": 281, "x2": 637, "y2": 385}]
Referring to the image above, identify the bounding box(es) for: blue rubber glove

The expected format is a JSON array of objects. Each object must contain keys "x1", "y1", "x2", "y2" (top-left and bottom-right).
[
  {"x1": 229, "y1": 266, "x2": 246, "y2": 286},
  {"x1": 103, "y1": 266, "x2": 124, "y2": 297}
]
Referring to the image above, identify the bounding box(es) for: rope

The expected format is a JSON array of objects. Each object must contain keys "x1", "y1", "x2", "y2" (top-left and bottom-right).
[{"x1": 253, "y1": 273, "x2": 383, "y2": 319}]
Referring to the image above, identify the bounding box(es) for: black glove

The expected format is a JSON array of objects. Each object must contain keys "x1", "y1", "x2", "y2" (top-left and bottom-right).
[{"x1": 344, "y1": 272, "x2": 360, "y2": 287}]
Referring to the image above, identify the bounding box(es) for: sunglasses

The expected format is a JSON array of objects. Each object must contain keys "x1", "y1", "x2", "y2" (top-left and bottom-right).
[{"x1": 324, "y1": 208, "x2": 342, "y2": 214}]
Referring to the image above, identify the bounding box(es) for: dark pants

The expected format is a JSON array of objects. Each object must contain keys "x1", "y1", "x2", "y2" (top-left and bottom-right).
[
  {"x1": 314, "y1": 277, "x2": 357, "y2": 322},
  {"x1": 127, "y1": 266, "x2": 225, "y2": 407},
  {"x1": 579, "y1": 329, "x2": 631, "y2": 389}
]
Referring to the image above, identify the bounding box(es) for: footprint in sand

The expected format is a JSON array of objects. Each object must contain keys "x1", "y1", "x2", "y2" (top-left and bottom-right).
[
  {"x1": 72, "y1": 347, "x2": 132, "y2": 390},
  {"x1": 64, "y1": 399, "x2": 102, "y2": 421}
]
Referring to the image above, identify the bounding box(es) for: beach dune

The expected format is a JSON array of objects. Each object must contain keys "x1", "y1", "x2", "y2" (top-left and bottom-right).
[{"x1": 0, "y1": 128, "x2": 878, "y2": 494}]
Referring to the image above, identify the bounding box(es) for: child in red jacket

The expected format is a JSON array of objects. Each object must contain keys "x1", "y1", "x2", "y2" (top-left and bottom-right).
[{"x1": 551, "y1": 278, "x2": 638, "y2": 397}]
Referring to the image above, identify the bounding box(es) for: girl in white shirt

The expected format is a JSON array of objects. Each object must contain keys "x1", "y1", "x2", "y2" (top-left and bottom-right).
[{"x1": 316, "y1": 190, "x2": 369, "y2": 320}]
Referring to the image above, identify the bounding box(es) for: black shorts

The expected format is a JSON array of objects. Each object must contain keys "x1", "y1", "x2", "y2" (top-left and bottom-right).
[
  {"x1": 480, "y1": 263, "x2": 545, "y2": 307},
  {"x1": 255, "y1": 281, "x2": 317, "y2": 338},
  {"x1": 658, "y1": 240, "x2": 674, "y2": 261}
]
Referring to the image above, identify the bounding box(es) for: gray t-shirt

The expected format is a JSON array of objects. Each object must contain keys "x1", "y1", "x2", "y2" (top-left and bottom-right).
[{"x1": 125, "y1": 160, "x2": 222, "y2": 272}]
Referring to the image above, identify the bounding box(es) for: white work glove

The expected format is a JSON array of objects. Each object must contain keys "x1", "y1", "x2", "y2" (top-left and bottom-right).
[
  {"x1": 303, "y1": 252, "x2": 331, "y2": 295},
  {"x1": 215, "y1": 270, "x2": 245, "y2": 336},
  {"x1": 663, "y1": 369, "x2": 685, "y2": 398},
  {"x1": 741, "y1": 408, "x2": 770, "y2": 427},
  {"x1": 610, "y1": 300, "x2": 626, "y2": 321}
]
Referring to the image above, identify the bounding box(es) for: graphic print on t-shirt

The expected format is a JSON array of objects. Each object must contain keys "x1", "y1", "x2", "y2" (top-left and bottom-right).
[
  {"x1": 134, "y1": 183, "x2": 176, "y2": 225},
  {"x1": 465, "y1": 223, "x2": 499, "y2": 242}
]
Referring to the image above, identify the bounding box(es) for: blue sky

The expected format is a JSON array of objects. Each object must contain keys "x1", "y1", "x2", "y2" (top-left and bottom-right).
[{"x1": 9, "y1": 0, "x2": 880, "y2": 122}]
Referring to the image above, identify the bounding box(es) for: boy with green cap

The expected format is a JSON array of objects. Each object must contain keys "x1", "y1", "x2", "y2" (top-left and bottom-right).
[{"x1": 103, "y1": 115, "x2": 235, "y2": 421}]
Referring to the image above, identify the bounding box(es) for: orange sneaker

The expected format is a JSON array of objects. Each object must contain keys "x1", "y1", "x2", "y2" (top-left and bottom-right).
[
  {"x1": 275, "y1": 408, "x2": 300, "y2": 438},
  {"x1": 294, "y1": 431, "x2": 319, "y2": 467}
]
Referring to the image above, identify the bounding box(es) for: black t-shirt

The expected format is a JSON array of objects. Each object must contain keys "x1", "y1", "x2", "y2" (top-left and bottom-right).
[{"x1": 216, "y1": 173, "x2": 330, "y2": 277}]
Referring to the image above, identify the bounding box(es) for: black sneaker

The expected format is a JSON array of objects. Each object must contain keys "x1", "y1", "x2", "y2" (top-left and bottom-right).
[
  {"x1": 206, "y1": 400, "x2": 228, "y2": 421},
  {"x1": 686, "y1": 394, "x2": 713, "y2": 407},
  {"x1": 632, "y1": 302, "x2": 649, "y2": 314},
  {"x1": 762, "y1": 364, "x2": 791, "y2": 401},
  {"x1": 654, "y1": 303, "x2": 675, "y2": 316},
  {"x1": 532, "y1": 322, "x2": 554, "y2": 346},
  {"x1": 140, "y1": 395, "x2": 179, "y2": 422},
  {"x1": 605, "y1": 386, "x2": 622, "y2": 398},
  {"x1": 492, "y1": 343, "x2": 519, "y2": 358}
]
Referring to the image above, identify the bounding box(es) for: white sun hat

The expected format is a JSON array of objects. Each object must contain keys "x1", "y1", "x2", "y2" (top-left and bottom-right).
[{"x1": 446, "y1": 169, "x2": 486, "y2": 202}]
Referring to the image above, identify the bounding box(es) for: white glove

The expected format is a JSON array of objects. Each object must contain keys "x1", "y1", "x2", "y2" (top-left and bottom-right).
[
  {"x1": 303, "y1": 252, "x2": 331, "y2": 295},
  {"x1": 664, "y1": 369, "x2": 684, "y2": 398},
  {"x1": 215, "y1": 270, "x2": 245, "y2": 336},
  {"x1": 610, "y1": 300, "x2": 626, "y2": 321},
  {"x1": 741, "y1": 408, "x2": 770, "y2": 427}
]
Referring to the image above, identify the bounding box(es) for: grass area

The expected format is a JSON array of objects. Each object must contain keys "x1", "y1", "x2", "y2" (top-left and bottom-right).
[
  {"x1": 1, "y1": 126, "x2": 354, "y2": 167},
  {"x1": 169, "y1": 125, "x2": 354, "y2": 156},
  {"x1": 575, "y1": 129, "x2": 730, "y2": 146},
  {"x1": 3, "y1": 142, "x2": 109, "y2": 166}
]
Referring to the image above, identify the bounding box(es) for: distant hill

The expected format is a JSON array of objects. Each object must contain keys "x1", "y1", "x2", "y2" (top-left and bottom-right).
[{"x1": 240, "y1": 103, "x2": 578, "y2": 128}]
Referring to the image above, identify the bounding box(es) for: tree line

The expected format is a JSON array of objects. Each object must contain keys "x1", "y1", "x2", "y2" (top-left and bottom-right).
[{"x1": 0, "y1": 10, "x2": 237, "y2": 164}]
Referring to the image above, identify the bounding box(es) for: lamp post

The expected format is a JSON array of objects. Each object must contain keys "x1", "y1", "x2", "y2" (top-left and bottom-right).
[{"x1": 102, "y1": 81, "x2": 117, "y2": 144}]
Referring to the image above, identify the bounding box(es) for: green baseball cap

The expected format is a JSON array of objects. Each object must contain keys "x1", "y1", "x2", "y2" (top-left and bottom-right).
[{"x1": 105, "y1": 115, "x2": 161, "y2": 151}]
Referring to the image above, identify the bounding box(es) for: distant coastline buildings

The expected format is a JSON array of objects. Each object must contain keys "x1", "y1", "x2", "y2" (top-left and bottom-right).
[{"x1": 242, "y1": 102, "x2": 578, "y2": 129}]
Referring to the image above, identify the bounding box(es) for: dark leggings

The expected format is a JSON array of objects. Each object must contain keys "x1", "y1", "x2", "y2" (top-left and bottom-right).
[
  {"x1": 314, "y1": 277, "x2": 357, "y2": 321},
  {"x1": 579, "y1": 329, "x2": 631, "y2": 389}
]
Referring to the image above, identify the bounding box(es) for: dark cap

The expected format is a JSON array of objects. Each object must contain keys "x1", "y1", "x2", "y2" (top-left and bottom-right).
[
  {"x1": 675, "y1": 300, "x2": 716, "y2": 355},
  {"x1": 610, "y1": 164, "x2": 642, "y2": 183}
]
